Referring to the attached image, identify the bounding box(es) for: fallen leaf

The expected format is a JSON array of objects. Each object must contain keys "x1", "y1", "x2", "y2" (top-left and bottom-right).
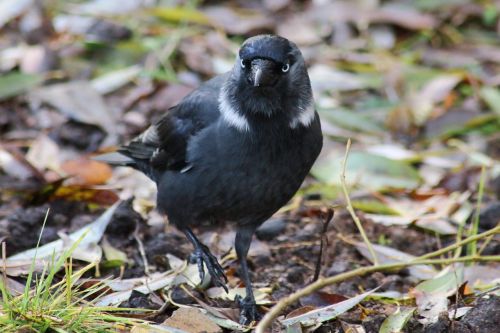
[
  {"x1": 480, "y1": 86, "x2": 500, "y2": 116},
  {"x1": 53, "y1": 14, "x2": 95, "y2": 35},
  {"x1": 340, "y1": 321, "x2": 366, "y2": 333},
  {"x1": 203, "y1": 7, "x2": 274, "y2": 35},
  {"x1": 285, "y1": 322, "x2": 302, "y2": 333},
  {"x1": 0, "y1": 275, "x2": 25, "y2": 296},
  {"x1": 355, "y1": 242, "x2": 436, "y2": 280},
  {"x1": 309, "y1": 65, "x2": 382, "y2": 93},
  {"x1": 195, "y1": 306, "x2": 247, "y2": 331},
  {"x1": 286, "y1": 306, "x2": 317, "y2": 319},
  {"x1": 414, "y1": 217, "x2": 457, "y2": 235},
  {"x1": 0, "y1": 148, "x2": 34, "y2": 180},
  {"x1": 0, "y1": 0, "x2": 33, "y2": 28},
  {"x1": 61, "y1": 158, "x2": 113, "y2": 185},
  {"x1": 309, "y1": 1, "x2": 437, "y2": 31},
  {"x1": 131, "y1": 324, "x2": 189, "y2": 333},
  {"x1": 91, "y1": 65, "x2": 141, "y2": 95},
  {"x1": 163, "y1": 307, "x2": 222, "y2": 333},
  {"x1": 410, "y1": 265, "x2": 464, "y2": 325},
  {"x1": 351, "y1": 199, "x2": 399, "y2": 215},
  {"x1": 8, "y1": 202, "x2": 120, "y2": 262},
  {"x1": 150, "y1": 7, "x2": 211, "y2": 25},
  {"x1": 28, "y1": 81, "x2": 118, "y2": 145},
  {"x1": 0, "y1": 72, "x2": 42, "y2": 101},
  {"x1": 320, "y1": 108, "x2": 384, "y2": 134},
  {"x1": 312, "y1": 150, "x2": 420, "y2": 190},
  {"x1": 276, "y1": 15, "x2": 323, "y2": 45},
  {"x1": 366, "y1": 144, "x2": 419, "y2": 161},
  {"x1": 369, "y1": 3, "x2": 438, "y2": 30},
  {"x1": 449, "y1": 306, "x2": 472, "y2": 319},
  {"x1": 281, "y1": 287, "x2": 380, "y2": 327},
  {"x1": 410, "y1": 74, "x2": 462, "y2": 125},
  {"x1": 299, "y1": 291, "x2": 348, "y2": 308},
  {"x1": 0, "y1": 258, "x2": 46, "y2": 276},
  {"x1": 464, "y1": 265, "x2": 500, "y2": 287},
  {"x1": 379, "y1": 307, "x2": 416, "y2": 333},
  {"x1": 25, "y1": 134, "x2": 61, "y2": 172},
  {"x1": 52, "y1": 186, "x2": 119, "y2": 205},
  {"x1": 68, "y1": 0, "x2": 146, "y2": 15},
  {"x1": 97, "y1": 271, "x2": 176, "y2": 306},
  {"x1": 102, "y1": 237, "x2": 129, "y2": 263}
]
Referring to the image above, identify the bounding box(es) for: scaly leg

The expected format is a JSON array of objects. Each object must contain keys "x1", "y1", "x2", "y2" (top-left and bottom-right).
[{"x1": 234, "y1": 225, "x2": 260, "y2": 325}]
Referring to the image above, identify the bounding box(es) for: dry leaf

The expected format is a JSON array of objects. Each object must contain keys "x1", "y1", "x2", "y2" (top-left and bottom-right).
[{"x1": 61, "y1": 158, "x2": 113, "y2": 185}]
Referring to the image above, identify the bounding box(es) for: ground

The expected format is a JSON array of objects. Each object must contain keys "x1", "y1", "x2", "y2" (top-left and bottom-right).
[{"x1": 0, "y1": 0, "x2": 499, "y2": 332}]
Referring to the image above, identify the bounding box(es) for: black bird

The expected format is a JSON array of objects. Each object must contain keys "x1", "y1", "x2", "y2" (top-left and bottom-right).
[{"x1": 99, "y1": 35, "x2": 322, "y2": 324}]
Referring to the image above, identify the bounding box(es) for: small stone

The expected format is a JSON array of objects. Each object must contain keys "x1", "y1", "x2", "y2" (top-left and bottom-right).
[
  {"x1": 461, "y1": 296, "x2": 500, "y2": 333},
  {"x1": 286, "y1": 265, "x2": 306, "y2": 284},
  {"x1": 256, "y1": 218, "x2": 286, "y2": 241},
  {"x1": 170, "y1": 285, "x2": 202, "y2": 305},
  {"x1": 326, "y1": 259, "x2": 350, "y2": 276},
  {"x1": 478, "y1": 202, "x2": 500, "y2": 231}
]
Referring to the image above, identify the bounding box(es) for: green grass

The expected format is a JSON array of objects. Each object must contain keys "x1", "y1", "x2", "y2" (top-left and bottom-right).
[{"x1": 0, "y1": 211, "x2": 146, "y2": 333}]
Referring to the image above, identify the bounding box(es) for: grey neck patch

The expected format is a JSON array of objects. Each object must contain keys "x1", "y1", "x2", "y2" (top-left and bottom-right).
[
  {"x1": 218, "y1": 67, "x2": 315, "y2": 131},
  {"x1": 289, "y1": 100, "x2": 315, "y2": 128},
  {"x1": 218, "y1": 83, "x2": 251, "y2": 132}
]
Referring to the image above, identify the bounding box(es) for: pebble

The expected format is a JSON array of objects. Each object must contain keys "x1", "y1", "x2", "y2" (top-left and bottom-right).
[{"x1": 255, "y1": 218, "x2": 286, "y2": 241}]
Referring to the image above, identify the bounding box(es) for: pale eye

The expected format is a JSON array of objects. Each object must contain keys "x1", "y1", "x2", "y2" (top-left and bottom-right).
[
  {"x1": 240, "y1": 59, "x2": 246, "y2": 69},
  {"x1": 282, "y1": 63, "x2": 290, "y2": 73}
]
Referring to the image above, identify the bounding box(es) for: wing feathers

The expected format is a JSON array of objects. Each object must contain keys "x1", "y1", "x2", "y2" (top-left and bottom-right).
[{"x1": 108, "y1": 75, "x2": 224, "y2": 182}]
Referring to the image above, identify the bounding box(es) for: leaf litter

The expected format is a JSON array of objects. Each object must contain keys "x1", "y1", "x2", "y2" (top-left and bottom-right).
[{"x1": 0, "y1": 0, "x2": 499, "y2": 332}]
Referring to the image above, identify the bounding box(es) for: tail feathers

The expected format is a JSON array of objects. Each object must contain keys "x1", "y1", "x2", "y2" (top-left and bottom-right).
[
  {"x1": 94, "y1": 151, "x2": 160, "y2": 182},
  {"x1": 118, "y1": 141, "x2": 156, "y2": 160},
  {"x1": 92, "y1": 152, "x2": 135, "y2": 166}
]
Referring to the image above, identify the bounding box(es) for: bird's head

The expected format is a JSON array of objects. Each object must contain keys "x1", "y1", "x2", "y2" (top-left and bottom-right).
[
  {"x1": 219, "y1": 35, "x2": 314, "y2": 131},
  {"x1": 238, "y1": 35, "x2": 295, "y2": 88}
]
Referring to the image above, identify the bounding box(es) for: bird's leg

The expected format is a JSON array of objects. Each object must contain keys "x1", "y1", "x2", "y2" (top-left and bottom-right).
[
  {"x1": 234, "y1": 225, "x2": 260, "y2": 325},
  {"x1": 182, "y1": 227, "x2": 228, "y2": 292}
]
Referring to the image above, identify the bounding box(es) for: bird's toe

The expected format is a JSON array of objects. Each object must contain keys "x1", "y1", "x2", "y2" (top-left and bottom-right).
[
  {"x1": 235, "y1": 295, "x2": 260, "y2": 325},
  {"x1": 191, "y1": 246, "x2": 228, "y2": 291}
]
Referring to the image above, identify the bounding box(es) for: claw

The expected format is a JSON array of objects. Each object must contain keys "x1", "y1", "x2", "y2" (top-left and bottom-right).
[
  {"x1": 235, "y1": 294, "x2": 260, "y2": 325},
  {"x1": 191, "y1": 244, "x2": 228, "y2": 292}
]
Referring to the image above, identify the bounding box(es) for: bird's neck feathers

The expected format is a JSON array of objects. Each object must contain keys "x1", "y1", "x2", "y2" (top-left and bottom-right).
[{"x1": 218, "y1": 71, "x2": 315, "y2": 132}]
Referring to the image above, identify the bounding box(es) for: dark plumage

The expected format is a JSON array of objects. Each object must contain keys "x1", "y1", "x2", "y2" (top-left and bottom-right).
[{"x1": 99, "y1": 35, "x2": 322, "y2": 324}]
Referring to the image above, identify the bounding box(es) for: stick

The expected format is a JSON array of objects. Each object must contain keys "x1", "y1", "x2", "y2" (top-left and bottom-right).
[
  {"x1": 255, "y1": 225, "x2": 500, "y2": 332},
  {"x1": 340, "y1": 139, "x2": 379, "y2": 265}
]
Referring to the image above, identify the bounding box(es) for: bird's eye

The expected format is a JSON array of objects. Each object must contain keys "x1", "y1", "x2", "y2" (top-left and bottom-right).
[
  {"x1": 282, "y1": 63, "x2": 290, "y2": 73},
  {"x1": 240, "y1": 59, "x2": 246, "y2": 69}
]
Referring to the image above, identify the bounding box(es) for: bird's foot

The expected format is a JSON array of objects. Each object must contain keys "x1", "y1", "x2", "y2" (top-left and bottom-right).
[
  {"x1": 235, "y1": 294, "x2": 261, "y2": 325},
  {"x1": 191, "y1": 244, "x2": 228, "y2": 292}
]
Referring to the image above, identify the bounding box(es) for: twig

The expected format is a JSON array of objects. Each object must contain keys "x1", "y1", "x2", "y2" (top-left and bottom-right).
[
  {"x1": 477, "y1": 233, "x2": 496, "y2": 256},
  {"x1": 340, "y1": 139, "x2": 378, "y2": 265},
  {"x1": 255, "y1": 225, "x2": 500, "y2": 332},
  {"x1": 468, "y1": 165, "x2": 486, "y2": 257},
  {"x1": 255, "y1": 255, "x2": 499, "y2": 332},
  {"x1": 418, "y1": 225, "x2": 499, "y2": 260},
  {"x1": 134, "y1": 225, "x2": 150, "y2": 276},
  {"x1": 312, "y1": 208, "x2": 334, "y2": 282}
]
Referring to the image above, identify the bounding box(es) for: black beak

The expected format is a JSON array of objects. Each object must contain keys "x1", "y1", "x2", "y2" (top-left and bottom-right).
[{"x1": 250, "y1": 59, "x2": 277, "y2": 87}]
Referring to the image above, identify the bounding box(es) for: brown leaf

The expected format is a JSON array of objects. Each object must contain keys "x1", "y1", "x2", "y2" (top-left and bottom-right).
[
  {"x1": 300, "y1": 291, "x2": 348, "y2": 308},
  {"x1": 163, "y1": 307, "x2": 222, "y2": 333},
  {"x1": 61, "y1": 158, "x2": 112, "y2": 185},
  {"x1": 52, "y1": 186, "x2": 119, "y2": 205},
  {"x1": 286, "y1": 305, "x2": 317, "y2": 319}
]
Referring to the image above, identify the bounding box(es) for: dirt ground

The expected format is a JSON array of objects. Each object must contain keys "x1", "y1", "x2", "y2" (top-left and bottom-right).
[{"x1": 1, "y1": 1, "x2": 499, "y2": 332}]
